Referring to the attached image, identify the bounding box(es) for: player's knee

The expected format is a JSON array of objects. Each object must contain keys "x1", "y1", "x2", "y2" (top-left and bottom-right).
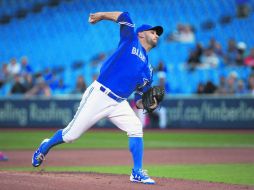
[
  {"x1": 127, "y1": 127, "x2": 143, "y2": 137},
  {"x1": 128, "y1": 131, "x2": 143, "y2": 137},
  {"x1": 127, "y1": 120, "x2": 143, "y2": 137}
]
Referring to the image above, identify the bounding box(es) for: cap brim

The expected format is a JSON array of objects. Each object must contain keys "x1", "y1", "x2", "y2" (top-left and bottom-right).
[{"x1": 145, "y1": 26, "x2": 163, "y2": 36}]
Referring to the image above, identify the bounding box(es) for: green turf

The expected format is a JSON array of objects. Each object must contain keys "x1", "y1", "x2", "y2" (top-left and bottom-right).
[
  {"x1": 0, "y1": 130, "x2": 254, "y2": 150},
  {"x1": 2, "y1": 164, "x2": 254, "y2": 186},
  {"x1": 1, "y1": 130, "x2": 254, "y2": 186}
]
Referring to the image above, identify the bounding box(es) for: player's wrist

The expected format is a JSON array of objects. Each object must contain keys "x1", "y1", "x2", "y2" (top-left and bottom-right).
[{"x1": 97, "y1": 12, "x2": 105, "y2": 20}]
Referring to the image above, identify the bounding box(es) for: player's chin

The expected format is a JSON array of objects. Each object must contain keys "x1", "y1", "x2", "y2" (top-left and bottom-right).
[
  {"x1": 151, "y1": 41, "x2": 158, "y2": 48},
  {"x1": 153, "y1": 39, "x2": 159, "y2": 45}
]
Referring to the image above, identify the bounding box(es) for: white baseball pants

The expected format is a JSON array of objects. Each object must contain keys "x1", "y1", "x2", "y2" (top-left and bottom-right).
[{"x1": 62, "y1": 80, "x2": 143, "y2": 143}]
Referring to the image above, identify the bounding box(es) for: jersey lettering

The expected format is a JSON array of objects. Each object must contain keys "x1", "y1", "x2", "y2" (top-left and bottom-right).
[{"x1": 131, "y1": 47, "x2": 146, "y2": 62}]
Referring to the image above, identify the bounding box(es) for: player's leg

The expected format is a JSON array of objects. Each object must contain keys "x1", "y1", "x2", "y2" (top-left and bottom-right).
[
  {"x1": 108, "y1": 101, "x2": 144, "y2": 170},
  {"x1": 108, "y1": 101, "x2": 155, "y2": 184},
  {"x1": 32, "y1": 129, "x2": 63, "y2": 167},
  {"x1": 32, "y1": 86, "x2": 95, "y2": 167},
  {"x1": 32, "y1": 83, "x2": 116, "y2": 167}
]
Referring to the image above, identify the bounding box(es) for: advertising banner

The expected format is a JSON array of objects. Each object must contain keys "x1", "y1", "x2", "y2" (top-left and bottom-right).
[{"x1": 0, "y1": 96, "x2": 253, "y2": 128}]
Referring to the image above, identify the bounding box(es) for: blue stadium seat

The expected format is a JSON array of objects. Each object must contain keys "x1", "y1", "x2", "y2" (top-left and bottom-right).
[{"x1": 0, "y1": 0, "x2": 253, "y2": 95}]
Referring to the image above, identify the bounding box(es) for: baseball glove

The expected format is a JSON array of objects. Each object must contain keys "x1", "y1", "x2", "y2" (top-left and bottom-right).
[{"x1": 142, "y1": 86, "x2": 165, "y2": 113}]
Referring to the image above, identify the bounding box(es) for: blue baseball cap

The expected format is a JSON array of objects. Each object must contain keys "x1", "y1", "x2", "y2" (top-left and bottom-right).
[{"x1": 136, "y1": 24, "x2": 163, "y2": 36}]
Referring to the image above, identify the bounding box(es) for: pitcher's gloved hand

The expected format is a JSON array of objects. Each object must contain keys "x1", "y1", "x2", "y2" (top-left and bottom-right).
[{"x1": 142, "y1": 86, "x2": 165, "y2": 113}]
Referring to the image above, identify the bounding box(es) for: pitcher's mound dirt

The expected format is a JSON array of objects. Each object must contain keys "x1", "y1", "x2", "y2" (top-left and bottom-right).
[
  {"x1": 0, "y1": 171, "x2": 253, "y2": 190},
  {"x1": 1, "y1": 148, "x2": 254, "y2": 190}
]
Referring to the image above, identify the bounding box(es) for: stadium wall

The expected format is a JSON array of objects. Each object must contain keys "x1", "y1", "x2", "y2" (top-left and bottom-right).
[{"x1": 0, "y1": 96, "x2": 254, "y2": 129}]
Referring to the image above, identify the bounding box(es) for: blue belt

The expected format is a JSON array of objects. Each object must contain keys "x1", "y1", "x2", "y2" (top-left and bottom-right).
[{"x1": 99, "y1": 86, "x2": 125, "y2": 103}]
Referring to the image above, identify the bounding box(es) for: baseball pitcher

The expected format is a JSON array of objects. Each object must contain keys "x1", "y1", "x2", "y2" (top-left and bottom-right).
[{"x1": 32, "y1": 11, "x2": 164, "y2": 185}]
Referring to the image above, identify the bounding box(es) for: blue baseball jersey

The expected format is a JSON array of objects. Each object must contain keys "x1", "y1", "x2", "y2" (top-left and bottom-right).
[{"x1": 97, "y1": 12, "x2": 153, "y2": 100}]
